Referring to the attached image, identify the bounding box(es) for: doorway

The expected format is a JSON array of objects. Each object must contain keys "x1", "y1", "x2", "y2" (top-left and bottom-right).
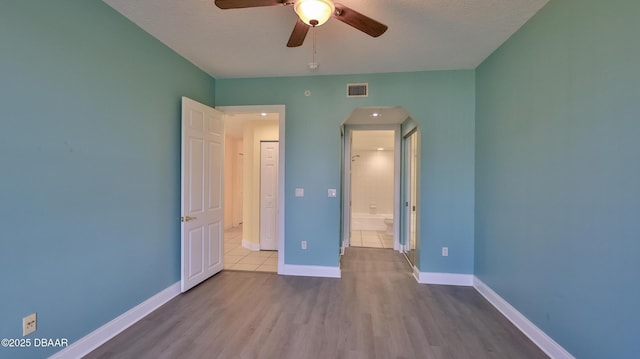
[
  {"x1": 340, "y1": 106, "x2": 419, "y2": 269},
  {"x1": 218, "y1": 105, "x2": 285, "y2": 273},
  {"x1": 349, "y1": 130, "x2": 396, "y2": 249},
  {"x1": 341, "y1": 122, "x2": 401, "y2": 255}
]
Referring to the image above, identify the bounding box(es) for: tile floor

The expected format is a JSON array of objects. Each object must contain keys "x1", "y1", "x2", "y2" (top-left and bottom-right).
[
  {"x1": 224, "y1": 225, "x2": 278, "y2": 272},
  {"x1": 350, "y1": 230, "x2": 394, "y2": 249}
]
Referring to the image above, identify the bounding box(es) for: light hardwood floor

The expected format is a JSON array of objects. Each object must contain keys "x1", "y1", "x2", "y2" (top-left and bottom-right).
[{"x1": 86, "y1": 248, "x2": 547, "y2": 359}]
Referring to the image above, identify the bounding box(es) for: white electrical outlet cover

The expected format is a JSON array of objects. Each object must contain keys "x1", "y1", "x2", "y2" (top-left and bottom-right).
[{"x1": 23, "y1": 313, "x2": 36, "y2": 336}]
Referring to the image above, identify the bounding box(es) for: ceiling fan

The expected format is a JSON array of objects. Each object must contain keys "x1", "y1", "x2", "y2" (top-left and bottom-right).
[{"x1": 214, "y1": 0, "x2": 388, "y2": 47}]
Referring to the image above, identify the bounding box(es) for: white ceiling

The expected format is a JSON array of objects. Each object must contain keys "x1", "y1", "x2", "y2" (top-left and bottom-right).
[
  {"x1": 103, "y1": 0, "x2": 549, "y2": 79},
  {"x1": 224, "y1": 112, "x2": 279, "y2": 139},
  {"x1": 352, "y1": 130, "x2": 395, "y2": 152},
  {"x1": 343, "y1": 106, "x2": 410, "y2": 125}
]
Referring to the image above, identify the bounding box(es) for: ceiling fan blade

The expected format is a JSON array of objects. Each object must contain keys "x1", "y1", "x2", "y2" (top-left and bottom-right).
[
  {"x1": 287, "y1": 19, "x2": 309, "y2": 47},
  {"x1": 214, "y1": 0, "x2": 284, "y2": 9},
  {"x1": 333, "y1": 3, "x2": 388, "y2": 37}
]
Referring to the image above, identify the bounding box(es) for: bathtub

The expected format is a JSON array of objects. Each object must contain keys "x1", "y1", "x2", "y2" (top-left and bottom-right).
[{"x1": 351, "y1": 213, "x2": 393, "y2": 231}]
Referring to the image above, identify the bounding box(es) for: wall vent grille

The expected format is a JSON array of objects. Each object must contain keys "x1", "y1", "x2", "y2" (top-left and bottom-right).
[{"x1": 347, "y1": 83, "x2": 368, "y2": 98}]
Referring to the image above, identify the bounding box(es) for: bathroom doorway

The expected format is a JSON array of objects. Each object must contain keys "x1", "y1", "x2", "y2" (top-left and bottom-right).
[
  {"x1": 349, "y1": 130, "x2": 396, "y2": 249},
  {"x1": 340, "y1": 107, "x2": 415, "y2": 259}
]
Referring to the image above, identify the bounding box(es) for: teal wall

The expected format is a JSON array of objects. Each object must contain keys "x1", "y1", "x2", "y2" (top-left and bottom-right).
[
  {"x1": 0, "y1": 1, "x2": 215, "y2": 358},
  {"x1": 9, "y1": 0, "x2": 633, "y2": 356},
  {"x1": 217, "y1": 71, "x2": 475, "y2": 273},
  {"x1": 475, "y1": 0, "x2": 640, "y2": 357}
]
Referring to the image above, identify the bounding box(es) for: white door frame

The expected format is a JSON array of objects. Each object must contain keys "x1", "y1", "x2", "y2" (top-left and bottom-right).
[
  {"x1": 217, "y1": 105, "x2": 285, "y2": 272},
  {"x1": 341, "y1": 126, "x2": 351, "y2": 253},
  {"x1": 342, "y1": 124, "x2": 401, "y2": 252},
  {"x1": 403, "y1": 129, "x2": 418, "y2": 255},
  {"x1": 400, "y1": 116, "x2": 420, "y2": 269}
]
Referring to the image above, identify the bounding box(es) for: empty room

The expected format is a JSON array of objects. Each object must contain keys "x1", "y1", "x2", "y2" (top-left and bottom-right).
[{"x1": 1, "y1": 0, "x2": 638, "y2": 358}]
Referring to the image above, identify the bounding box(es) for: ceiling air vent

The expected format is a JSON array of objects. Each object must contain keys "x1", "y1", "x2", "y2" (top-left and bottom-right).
[{"x1": 347, "y1": 83, "x2": 368, "y2": 98}]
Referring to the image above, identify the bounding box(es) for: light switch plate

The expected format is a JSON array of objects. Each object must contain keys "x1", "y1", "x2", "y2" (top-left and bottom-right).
[
  {"x1": 295, "y1": 188, "x2": 304, "y2": 197},
  {"x1": 328, "y1": 189, "x2": 337, "y2": 198}
]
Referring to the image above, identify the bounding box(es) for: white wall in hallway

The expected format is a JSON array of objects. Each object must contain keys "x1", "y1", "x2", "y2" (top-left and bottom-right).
[{"x1": 351, "y1": 149, "x2": 394, "y2": 216}]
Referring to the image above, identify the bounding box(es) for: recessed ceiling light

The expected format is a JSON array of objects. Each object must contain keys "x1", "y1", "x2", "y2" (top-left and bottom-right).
[
  {"x1": 377, "y1": 147, "x2": 384, "y2": 151},
  {"x1": 260, "y1": 112, "x2": 267, "y2": 117},
  {"x1": 371, "y1": 112, "x2": 381, "y2": 118}
]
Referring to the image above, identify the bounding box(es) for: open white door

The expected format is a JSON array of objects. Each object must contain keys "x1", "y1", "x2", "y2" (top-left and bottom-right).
[{"x1": 181, "y1": 97, "x2": 224, "y2": 292}]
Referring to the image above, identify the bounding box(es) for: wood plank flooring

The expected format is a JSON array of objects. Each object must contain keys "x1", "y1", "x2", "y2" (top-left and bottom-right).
[{"x1": 85, "y1": 248, "x2": 547, "y2": 359}]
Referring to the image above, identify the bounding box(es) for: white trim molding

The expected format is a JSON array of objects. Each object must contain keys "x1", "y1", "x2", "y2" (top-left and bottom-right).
[
  {"x1": 241, "y1": 239, "x2": 261, "y2": 251},
  {"x1": 473, "y1": 277, "x2": 575, "y2": 359},
  {"x1": 279, "y1": 264, "x2": 341, "y2": 278},
  {"x1": 49, "y1": 282, "x2": 181, "y2": 359},
  {"x1": 413, "y1": 269, "x2": 474, "y2": 286}
]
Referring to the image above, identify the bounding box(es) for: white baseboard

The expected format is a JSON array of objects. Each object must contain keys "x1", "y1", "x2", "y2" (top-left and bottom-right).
[
  {"x1": 413, "y1": 269, "x2": 474, "y2": 286},
  {"x1": 242, "y1": 239, "x2": 260, "y2": 251},
  {"x1": 49, "y1": 282, "x2": 181, "y2": 359},
  {"x1": 473, "y1": 277, "x2": 574, "y2": 359},
  {"x1": 413, "y1": 266, "x2": 421, "y2": 282},
  {"x1": 278, "y1": 264, "x2": 341, "y2": 278}
]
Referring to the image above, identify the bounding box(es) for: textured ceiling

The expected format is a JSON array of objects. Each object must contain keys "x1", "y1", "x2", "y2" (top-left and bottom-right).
[
  {"x1": 352, "y1": 130, "x2": 395, "y2": 152},
  {"x1": 224, "y1": 112, "x2": 279, "y2": 139},
  {"x1": 103, "y1": 0, "x2": 548, "y2": 79}
]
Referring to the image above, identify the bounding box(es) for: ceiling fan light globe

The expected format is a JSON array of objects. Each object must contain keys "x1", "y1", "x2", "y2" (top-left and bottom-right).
[{"x1": 294, "y1": 0, "x2": 335, "y2": 27}]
